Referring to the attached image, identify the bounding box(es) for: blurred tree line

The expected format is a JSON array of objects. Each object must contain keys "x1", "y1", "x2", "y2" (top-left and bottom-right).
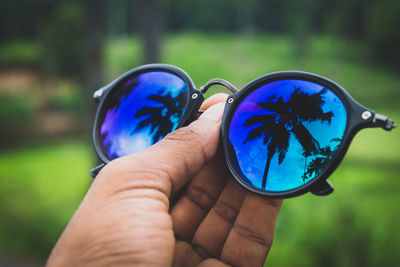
[{"x1": 0, "y1": 0, "x2": 399, "y2": 78}]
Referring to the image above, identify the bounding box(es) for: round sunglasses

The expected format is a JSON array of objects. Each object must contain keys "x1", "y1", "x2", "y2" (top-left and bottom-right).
[{"x1": 90, "y1": 64, "x2": 395, "y2": 198}]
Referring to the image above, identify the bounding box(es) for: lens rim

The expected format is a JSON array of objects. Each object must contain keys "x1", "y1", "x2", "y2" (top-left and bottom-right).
[
  {"x1": 221, "y1": 71, "x2": 374, "y2": 198},
  {"x1": 93, "y1": 64, "x2": 203, "y2": 163}
]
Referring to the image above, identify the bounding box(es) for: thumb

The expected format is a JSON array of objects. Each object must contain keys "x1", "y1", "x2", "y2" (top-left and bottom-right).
[{"x1": 97, "y1": 102, "x2": 226, "y2": 198}]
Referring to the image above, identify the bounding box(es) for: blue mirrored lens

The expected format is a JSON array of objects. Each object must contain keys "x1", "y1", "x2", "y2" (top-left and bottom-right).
[
  {"x1": 99, "y1": 71, "x2": 188, "y2": 160},
  {"x1": 228, "y1": 79, "x2": 347, "y2": 192}
]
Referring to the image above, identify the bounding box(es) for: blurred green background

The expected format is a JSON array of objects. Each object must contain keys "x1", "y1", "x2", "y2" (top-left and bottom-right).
[{"x1": 0, "y1": 0, "x2": 399, "y2": 266}]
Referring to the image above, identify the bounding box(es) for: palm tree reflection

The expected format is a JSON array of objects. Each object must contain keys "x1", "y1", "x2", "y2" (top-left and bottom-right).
[
  {"x1": 134, "y1": 91, "x2": 186, "y2": 143},
  {"x1": 302, "y1": 138, "x2": 341, "y2": 181},
  {"x1": 243, "y1": 87, "x2": 334, "y2": 189}
]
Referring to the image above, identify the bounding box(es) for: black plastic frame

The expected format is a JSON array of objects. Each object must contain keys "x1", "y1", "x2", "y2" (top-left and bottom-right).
[
  {"x1": 220, "y1": 71, "x2": 376, "y2": 198},
  {"x1": 91, "y1": 64, "x2": 394, "y2": 198}
]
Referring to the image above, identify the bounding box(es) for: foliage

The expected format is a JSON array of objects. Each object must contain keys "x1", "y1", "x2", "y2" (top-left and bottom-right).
[
  {"x1": 0, "y1": 41, "x2": 39, "y2": 67},
  {"x1": 0, "y1": 140, "x2": 90, "y2": 262},
  {"x1": 0, "y1": 0, "x2": 55, "y2": 42},
  {"x1": 1, "y1": 0, "x2": 400, "y2": 70},
  {"x1": 365, "y1": 0, "x2": 400, "y2": 68},
  {"x1": 0, "y1": 93, "x2": 35, "y2": 124},
  {"x1": 38, "y1": 2, "x2": 85, "y2": 79},
  {"x1": 104, "y1": 37, "x2": 141, "y2": 78},
  {"x1": 47, "y1": 84, "x2": 85, "y2": 113}
]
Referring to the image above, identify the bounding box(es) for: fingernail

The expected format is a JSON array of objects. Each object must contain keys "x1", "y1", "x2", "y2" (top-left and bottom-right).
[{"x1": 199, "y1": 102, "x2": 225, "y2": 122}]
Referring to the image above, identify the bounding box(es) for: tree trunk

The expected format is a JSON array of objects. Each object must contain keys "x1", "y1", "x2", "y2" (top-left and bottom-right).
[
  {"x1": 237, "y1": 0, "x2": 256, "y2": 34},
  {"x1": 303, "y1": 155, "x2": 308, "y2": 182},
  {"x1": 84, "y1": 0, "x2": 104, "y2": 114},
  {"x1": 262, "y1": 149, "x2": 274, "y2": 189},
  {"x1": 84, "y1": 0, "x2": 105, "y2": 165},
  {"x1": 292, "y1": 0, "x2": 313, "y2": 59},
  {"x1": 139, "y1": 0, "x2": 163, "y2": 63}
]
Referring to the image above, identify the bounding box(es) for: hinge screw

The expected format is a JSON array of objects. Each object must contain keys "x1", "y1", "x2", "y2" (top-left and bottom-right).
[
  {"x1": 361, "y1": 111, "x2": 372, "y2": 120},
  {"x1": 93, "y1": 89, "x2": 103, "y2": 99},
  {"x1": 192, "y1": 93, "x2": 198, "y2": 99},
  {"x1": 228, "y1": 98, "x2": 234, "y2": 104}
]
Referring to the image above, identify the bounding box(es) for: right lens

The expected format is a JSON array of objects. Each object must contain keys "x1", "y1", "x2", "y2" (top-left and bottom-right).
[
  {"x1": 227, "y1": 78, "x2": 347, "y2": 193},
  {"x1": 97, "y1": 70, "x2": 189, "y2": 160}
]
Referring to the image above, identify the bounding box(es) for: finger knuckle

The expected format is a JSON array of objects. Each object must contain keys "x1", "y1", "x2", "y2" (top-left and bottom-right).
[
  {"x1": 212, "y1": 201, "x2": 238, "y2": 224},
  {"x1": 186, "y1": 185, "x2": 216, "y2": 211},
  {"x1": 232, "y1": 223, "x2": 272, "y2": 250},
  {"x1": 192, "y1": 243, "x2": 213, "y2": 259},
  {"x1": 164, "y1": 125, "x2": 203, "y2": 144}
]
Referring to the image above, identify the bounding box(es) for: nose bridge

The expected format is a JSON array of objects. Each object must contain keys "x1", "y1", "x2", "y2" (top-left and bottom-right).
[{"x1": 200, "y1": 78, "x2": 239, "y2": 94}]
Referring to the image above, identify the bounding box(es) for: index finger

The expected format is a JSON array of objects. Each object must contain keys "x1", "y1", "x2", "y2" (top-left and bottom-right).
[{"x1": 200, "y1": 93, "x2": 229, "y2": 110}]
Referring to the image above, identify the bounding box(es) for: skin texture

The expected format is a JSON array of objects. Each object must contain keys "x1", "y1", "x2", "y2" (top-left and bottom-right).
[{"x1": 47, "y1": 93, "x2": 282, "y2": 267}]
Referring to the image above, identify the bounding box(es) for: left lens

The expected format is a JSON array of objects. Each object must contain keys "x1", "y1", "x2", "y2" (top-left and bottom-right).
[
  {"x1": 227, "y1": 78, "x2": 347, "y2": 193},
  {"x1": 98, "y1": 71, "x2": 189, "y2": 160}
]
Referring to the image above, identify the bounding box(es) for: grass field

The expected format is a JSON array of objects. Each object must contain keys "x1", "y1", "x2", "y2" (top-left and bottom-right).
[
  {"x1": 1, "y1": 33, "x2": 399, "y2": 266},
  {"x1": 0, "y1": 139, "x2": 91, "y2": 262}
]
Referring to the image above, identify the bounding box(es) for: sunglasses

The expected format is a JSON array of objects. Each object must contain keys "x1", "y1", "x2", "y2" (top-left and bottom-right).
[{"x1": 90, "y1": 64, "x2": 395, "y2": 198}]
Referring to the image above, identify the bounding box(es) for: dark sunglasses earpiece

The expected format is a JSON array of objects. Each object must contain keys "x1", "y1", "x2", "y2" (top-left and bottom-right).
[
  {"x1": 310, "y1": 180, "x2": 334, "y2": 196},
  {"x1": 90, "y1": 64, "x2": 395, "y2": 199}
]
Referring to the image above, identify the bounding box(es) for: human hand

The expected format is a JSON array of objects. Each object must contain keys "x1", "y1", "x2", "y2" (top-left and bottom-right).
[{"x1": 47, "y1": 94, "x2": 282, "y2": 267}]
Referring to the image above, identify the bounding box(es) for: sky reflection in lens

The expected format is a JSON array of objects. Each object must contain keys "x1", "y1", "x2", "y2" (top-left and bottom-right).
[
  {"x1": 99, "y1": 71, "x2": 188, "y2": 160},
  {"x1": 228, "y1": 79, "x2": 347, "y2": 192}
]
